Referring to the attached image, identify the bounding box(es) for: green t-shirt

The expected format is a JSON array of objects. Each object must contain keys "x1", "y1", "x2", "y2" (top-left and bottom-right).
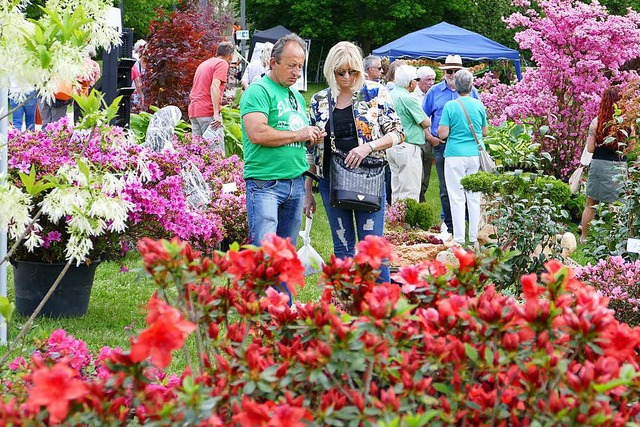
[
  {"x1": 390, "y1": 86, "x2": 428, "y2": 145},
  {"x1": 240, "y1": 75, "x2": 309, "y2": 180},
  {"x1": 440, "y1": 96, "x2": 488, "y2": 157}
]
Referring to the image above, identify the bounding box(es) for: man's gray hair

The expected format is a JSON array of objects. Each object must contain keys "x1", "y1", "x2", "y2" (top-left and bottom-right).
[
  {"x1": 216, "y1": 41, "x2": 235, "y2": 57},
  {"x1": 363, "y1": 55, "x2": 381, "y2": 71},
  {"x1": 454, "y1": 69, "x2": 474, "y2": 94},
  {"x1": 271, "y1": 33, "x2": 306, "y2": 62},
  {"x1": 394, "y1": 64, "x2": 417, "y2": 88}
]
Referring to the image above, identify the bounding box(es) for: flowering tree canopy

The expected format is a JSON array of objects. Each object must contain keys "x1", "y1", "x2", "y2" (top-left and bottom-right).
[{"x1": 478, "y1": 0, "x2": 640, "y2": 178}]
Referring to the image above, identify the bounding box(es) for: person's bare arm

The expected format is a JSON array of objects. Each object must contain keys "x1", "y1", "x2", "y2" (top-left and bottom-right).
[
  {"x1": 586, "y1": 121, "x2": 596, "y2": 153},
  {"x1": 208, "y1": 78, "x2": 223, "y2": 129},
  {"x1": 243, "y1": 112, "x2": 326, "y2": 147},
  {"x1": 438, "y1": 125, "x2": 450, "y2": 141},
  {"x1": 481, "y1": 126, "x2": 489, "y2": 137}
]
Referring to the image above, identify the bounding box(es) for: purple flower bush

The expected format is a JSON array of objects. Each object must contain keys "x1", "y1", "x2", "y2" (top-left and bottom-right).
[
  {"x1": 7, "y1": 117, "x2": 247, "y2": 261},
  {"x1": 576, "y1": 256, "x2": 640, "y2": 325},
  {"x1": 478, "y1": 0, "x2": 640, "y2": 178}
]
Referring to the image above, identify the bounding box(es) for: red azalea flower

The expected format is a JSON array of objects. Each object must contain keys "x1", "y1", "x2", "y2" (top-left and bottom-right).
[
  {"x1": 452, "y1": 246, "x2": 475, "y2": 273},
  {"x1": 27, "y1": 363, "x2": 88, "y2": 424},
  {"x1": 268, "y1": 404, "x2": 310, "y2": 427},
  {"x1": 354, "y1": 235, "x2": 396, "y2": 269},
  {"x1": 130, "y1": 297, "x2": 196, "y2": 368},
  {"x1": 521, "y1": 273, "x2": 546, "y2": 300},
  {"x1": 231, "y1": 396, "x2": 272, "y2": 426}
]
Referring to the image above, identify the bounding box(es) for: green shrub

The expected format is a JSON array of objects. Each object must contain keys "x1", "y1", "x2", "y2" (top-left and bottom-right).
[
  {"x1": 404, "y1": 199, "x2": 437, "y2": 230},
  {"x1": 462, "y1": 171, "x2": 570, "y2": 292},
  {"x1": 461, "y1": 171, "x2": 572, "y2": 209},
  {"x1": 484, "y1": 121, "x2": 550, "y2": 171}
]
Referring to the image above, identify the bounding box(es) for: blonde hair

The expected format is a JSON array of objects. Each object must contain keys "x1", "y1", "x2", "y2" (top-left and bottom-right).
[
  {"x1": 323, "y1": 41, "x2": 365, "y2": 97},
  {"x1": 260, "y1": 42, "x2": 274, "y2": 68}
]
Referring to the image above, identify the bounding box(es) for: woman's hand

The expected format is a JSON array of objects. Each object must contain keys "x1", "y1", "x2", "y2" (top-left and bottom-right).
[
  {"x1": 345, "y1": 143, "x2": 373, "y2": 168},
  {"x1": 303, "y1": 191, "x2": 316, "y2": 218}
]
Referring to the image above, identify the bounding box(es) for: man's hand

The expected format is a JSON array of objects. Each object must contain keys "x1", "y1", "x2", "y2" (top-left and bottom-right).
[
  {"x1": 298, "y1": 126, "x2": 327, "y2": 147},
  {"x1": 210, "y1": 114, "x2": 223, "y2": 130},
  {"x1": 303, "y1": 191, "x2": 316, "y2": 218},
  {"x1": 427, "y1": 133, "x2": 441, "y2": 147}
]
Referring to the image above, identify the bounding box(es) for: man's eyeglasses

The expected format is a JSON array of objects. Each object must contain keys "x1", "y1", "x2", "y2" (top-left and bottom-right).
[
  {"x1": 372, "y1": 66, "x2": 383, "y2": 71},
  {"x1": 288, "y1": 89, "x2": 298, "y2": 111},
  {"x1": 445, "y1": 69, "x2": 456, "y2": 75},
  {"x1": 413, "y1": 78, "x2": 421, "y2": 82},
  {"x1": 336, "y1": 69, "x2": 359, "y2": 77}
]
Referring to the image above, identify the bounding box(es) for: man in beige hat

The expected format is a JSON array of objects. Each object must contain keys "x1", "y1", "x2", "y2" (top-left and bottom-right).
[{"x1": 421, "y1": 55, "x2": 479, "y2": 237}]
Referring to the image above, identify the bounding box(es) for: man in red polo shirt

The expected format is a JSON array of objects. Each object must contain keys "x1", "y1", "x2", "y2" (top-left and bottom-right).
[{"x1": 188, "y1": 41, "x2": 235, "y2": 136}]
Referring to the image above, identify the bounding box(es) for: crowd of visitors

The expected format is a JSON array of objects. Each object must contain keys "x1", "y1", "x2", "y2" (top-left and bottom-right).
[{"x1": 14, "y1": 30, "x2": 621, "y2": 302}]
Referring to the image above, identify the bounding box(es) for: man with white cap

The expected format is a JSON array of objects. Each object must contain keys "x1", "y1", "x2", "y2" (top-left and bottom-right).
[
  {"x1": 422, "y1": 55, "x2": 479, "y2": 236},
  {"x1": 413, "y1": 66, "x2": 436, "y2": 201}
]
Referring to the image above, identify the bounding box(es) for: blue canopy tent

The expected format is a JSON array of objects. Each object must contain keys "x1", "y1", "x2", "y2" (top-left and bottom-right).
[{"x1": 372, "y1": 22, "x2": 522, "y2": 80}]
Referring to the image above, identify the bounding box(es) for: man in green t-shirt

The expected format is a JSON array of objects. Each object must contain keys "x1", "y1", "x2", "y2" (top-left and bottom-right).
[{"x1": 241, "y1": 33, "x2": 325, "y2": 252}]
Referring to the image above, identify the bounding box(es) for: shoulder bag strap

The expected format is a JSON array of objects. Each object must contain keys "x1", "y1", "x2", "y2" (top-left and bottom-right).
[
  {"x1": 456, "y1": 98, "x2": 483, "y2": 151},
  {"x1": 328, "y1": 89, "x2": 337, "y2": 153}
]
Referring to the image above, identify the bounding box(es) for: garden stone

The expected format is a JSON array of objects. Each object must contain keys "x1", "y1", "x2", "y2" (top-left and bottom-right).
[
  {"x1": 477, "y1": 223, "x2": 497, "y2": 247},
  {"x1": 436, "y1": 248, "x2": 460, "y2": 268},
  {"x1": 560, "y1": 232, "x2": 577, "y2": 257},
  {"x1": 392, "y1": 243, "x2": 447, "y2": 268}
]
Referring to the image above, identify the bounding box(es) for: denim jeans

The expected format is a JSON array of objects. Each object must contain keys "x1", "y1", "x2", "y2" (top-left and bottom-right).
[
  {"x1": 246, "y1": 176, "x2": 305, "y2": 306},
  {"x1": 434, "y1": 144, "x2": 453, "y2": 231},
  {"x1": 319, "y1": 177, "x2": 390, "y2": 283},
  {"x1": 246, "y1": 176, "x2": 305, "y2": 247},
  {"x1": 10, "y1": 92, "x2": 37, "y2": 131}
]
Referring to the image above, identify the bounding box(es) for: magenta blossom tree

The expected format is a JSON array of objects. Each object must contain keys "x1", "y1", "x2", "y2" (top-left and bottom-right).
[{"x1": 478, "y1": 0, "x2": 640, "y2": 178}]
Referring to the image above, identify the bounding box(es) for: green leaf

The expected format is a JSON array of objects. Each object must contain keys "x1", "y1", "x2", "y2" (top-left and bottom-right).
[
  {"x1": 464, "y1": 343, "x2": 478, "y2": 364},
  {"x1": 243, "y1": 381, "x2": 256, "y2": 394},
  {"x1": 432, "y1": 382, "x2": 453, "y2": 395},
  {"x1": 0, "y1": 297, "x2": 15, "y2": 323}
]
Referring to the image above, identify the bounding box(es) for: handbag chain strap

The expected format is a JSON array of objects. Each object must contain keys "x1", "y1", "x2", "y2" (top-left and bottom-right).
[
  {"x1": 328, "y1": 89, "x2": 337, "y2": 153},
  {"x1": 456, "y1": 98, "x2": 484, "y2": 151}
]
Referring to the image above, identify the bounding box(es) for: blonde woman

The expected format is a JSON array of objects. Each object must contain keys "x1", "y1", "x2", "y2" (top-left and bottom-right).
[{"x1": 305, "y1": 41, "x2": 404, "y2": 282}]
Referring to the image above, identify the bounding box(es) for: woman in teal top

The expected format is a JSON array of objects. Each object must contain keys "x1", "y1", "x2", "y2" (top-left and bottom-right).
[{"x1": 437, "y1": 69, "x2": 488, "y2": 248}]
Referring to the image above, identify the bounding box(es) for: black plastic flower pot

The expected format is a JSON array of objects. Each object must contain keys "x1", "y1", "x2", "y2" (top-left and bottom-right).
[{"x1": 11, "y1": 259, "x2": 100, "y2": 318}]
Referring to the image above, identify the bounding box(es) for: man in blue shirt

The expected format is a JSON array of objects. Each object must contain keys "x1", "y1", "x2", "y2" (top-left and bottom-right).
[{"x1": 422, "y1": 55, "x2": 479, "y2": 235}]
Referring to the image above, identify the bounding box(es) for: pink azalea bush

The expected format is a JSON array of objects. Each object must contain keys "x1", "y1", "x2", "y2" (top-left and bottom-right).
[
  {"x1": 478, "y1": 0, "x2": 640, "y2": 178},
  {"x1": 7, "y1": 117, "x2": 247, "y2": 259},
  {"x1": 576, "y1": 256, "x2": 640, "y2": 325}
]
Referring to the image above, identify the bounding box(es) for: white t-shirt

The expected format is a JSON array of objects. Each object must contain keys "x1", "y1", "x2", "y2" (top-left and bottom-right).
[{"x1": 241, "y1": 61, "x2": 268, "y2": 87}]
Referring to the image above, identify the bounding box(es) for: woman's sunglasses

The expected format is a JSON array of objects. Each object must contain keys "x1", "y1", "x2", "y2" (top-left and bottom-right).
[{"x1": 336, "y1": 69, "x2": 359, "y2": 77}]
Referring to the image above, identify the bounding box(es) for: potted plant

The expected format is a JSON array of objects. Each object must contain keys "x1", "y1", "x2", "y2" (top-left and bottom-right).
[{"x1": 2, "y1": 92, "x2": 249, "y2": 318}]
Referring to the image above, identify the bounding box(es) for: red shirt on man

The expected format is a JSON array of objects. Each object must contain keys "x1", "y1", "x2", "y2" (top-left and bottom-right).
[{"x1": 188, "y1": 57, "x2": 229, "y2": 119}]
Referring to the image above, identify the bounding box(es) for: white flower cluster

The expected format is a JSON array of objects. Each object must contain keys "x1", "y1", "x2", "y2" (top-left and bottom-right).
[
  {"x1": 0, "y1": 177, "x2": 40, "y2": 250},
  {"x1": 38, "y1": 161, "x2": 134, "y2": 265},
  {"x1": 0, "y1": 150, "x2": 138, "y2": 265},
  {"x1": 0, "y1": 0, "x2": 121, "y2": 100}
]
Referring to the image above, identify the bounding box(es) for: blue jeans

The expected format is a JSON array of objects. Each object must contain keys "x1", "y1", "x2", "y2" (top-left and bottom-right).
[
  {"x1": 319, "y1": 177, "x2": 390, "y2": 283},
  {"x1": 434, "y1": 144, "x2": 453, "y2": 231},
  {"x1": 10, "y1": 92, "x2": 37, "y2": 131},
  {"x1": 246, "y1": 176, "x2": 305, "y2": 305},
  {"x1": 246, "y1": 176, "x2": 305, "y2": 247}
]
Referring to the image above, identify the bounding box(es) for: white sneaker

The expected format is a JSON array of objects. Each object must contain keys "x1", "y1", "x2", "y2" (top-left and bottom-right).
[{"x1": 440, "y1": 223, "x2": 448, "y2": 233}]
